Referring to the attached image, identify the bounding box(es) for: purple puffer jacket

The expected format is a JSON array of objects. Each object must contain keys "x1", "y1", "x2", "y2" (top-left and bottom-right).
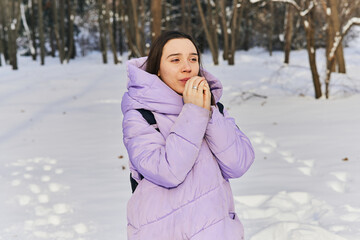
[{"x1": 121, "y1": 57, "x2": 255, "y2": 240}]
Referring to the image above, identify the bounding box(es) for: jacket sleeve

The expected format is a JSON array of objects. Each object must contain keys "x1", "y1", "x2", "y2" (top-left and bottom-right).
[
  {"x1": 123, "y1": 103, "x2": 210, "y2": 188},
  {"x1": 205, "y1": 105, "x2": 255, "y2": 180}
]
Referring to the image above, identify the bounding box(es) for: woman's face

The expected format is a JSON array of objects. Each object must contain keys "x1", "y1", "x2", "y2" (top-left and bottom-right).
[{"x1": 158, "y1": 38, "x2": 200, "y2": 94}]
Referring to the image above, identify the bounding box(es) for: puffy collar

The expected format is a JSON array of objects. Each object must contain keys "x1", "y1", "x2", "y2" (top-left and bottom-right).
[{"x1": 121, "y1": 57, "x2": 223, "y2": 115}]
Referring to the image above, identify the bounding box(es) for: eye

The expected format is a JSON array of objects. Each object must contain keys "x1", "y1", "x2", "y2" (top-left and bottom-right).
[
  {"x1": 190, "y1": 57, "x2": 198, "y2": 62},
  {"x1": 171, "y1": 58, "x2": 180, "y2": 63}
]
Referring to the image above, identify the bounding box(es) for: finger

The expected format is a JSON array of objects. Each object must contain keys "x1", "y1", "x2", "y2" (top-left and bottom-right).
[
  {"x1": 192, "y1": 77, "x2": 205, "y2": 90},
  {"x1": 197, "y1": 80, "x2": 206, "y2": 94},
  {"x1": 184, "y1": 77, "x2": 196, "y2": 96},
  {"x1": 204, "y1": 82, "x2": 211, "y2": 96}
]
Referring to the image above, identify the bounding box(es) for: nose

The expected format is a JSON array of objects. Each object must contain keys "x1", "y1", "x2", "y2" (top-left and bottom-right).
[{"x1": 182, "y1": 60, "x2": 191, "y2": 73}]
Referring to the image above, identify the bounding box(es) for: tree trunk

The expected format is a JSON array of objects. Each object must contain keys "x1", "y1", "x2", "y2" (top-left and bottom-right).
[
  {"x1": 10, "y1": 0, "x2": 21, "y2": 69},
  {"x1": 124, "y1": 0, "x2": 139, "y2": 58},
  {"x1": 327, "y1": 0, "x2": 346, "y2": 73},
  {"x1": 217, "y1": 0, "x2": 229, "y2": 61},
  {"x1": 180, "y1": 0, "x2": 186, "y2": 32},
  {"x1": 0, "y1": 0, "x2": 6, "y2": 66},
  {"x1": 325, "y1": 18, "x2": 360, "y2": 98},
  {"x1": 105, "y1": 0, "x2": 119, "y2": 64},
  {"x1": 139, "y1": 0, "x2": 146, "y2": 55},
  {"x1": 131, "y1": 0, "x2": 143, "y2": 56},
  {"x1": 52, "y1": 0, "x2": 64, "y2": 63},
  {"x1": 59, "y1": 0, "x2": 66, "y2": 62},
  {"x1": 38, "y1": 0, "x2": 45, "y2": 65},
  {"x1": 228, "y1": 0, "x2": 239, "y2": 65},
  {"x1": 97, "y1": 0, "x2": 108, "y2": 63},
  {"x1": 118, "y1": 0, "x2": 124, "y2": 56},
  {"x1": 269, "y1": 1, "x2": 274, "y2": 56},
  {"x1": 195, "y1": 0, "x2": 218, "y2": 65},
  {"x1": 242, "y1": 1, "x2": 250, "y2": 51},
  {"x1": 50, "y1": 27, "x2": 56, "y2": 57},
  {"x1": 66, "y1": 0, "x2": 75, "y2": 62},
  {"x1": 187, "y1": 1, "x2": 192, "y2": 34},
  {"x1": 284, "y1": 4, "x2": 294, "y2": 64},
  {"x1": 112, "y1": 0, "x2": 117, "y2": 52},
  {"x1": 30, "y1": 0, "x2": 37, "y2": 60},
  {"x1": 304, "y1": 9, "x2": 322, "y2": 99},
  {"x1": 151, "y1": 0, "x2": 162, "y2": 42}
]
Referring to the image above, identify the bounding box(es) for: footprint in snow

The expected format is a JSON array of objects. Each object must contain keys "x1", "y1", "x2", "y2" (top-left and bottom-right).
[{"x1": 6, "y1": 157, "x2": 92, "y2": 239}]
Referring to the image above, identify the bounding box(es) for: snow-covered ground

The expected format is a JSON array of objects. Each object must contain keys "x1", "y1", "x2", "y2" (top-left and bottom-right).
[{"x1": 1, "y1": 34, "x2": 360, "y2": 239}]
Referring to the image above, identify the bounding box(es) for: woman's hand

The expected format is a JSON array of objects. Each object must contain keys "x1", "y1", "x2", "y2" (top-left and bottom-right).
[
  {"x1": 183, "y1": 76, "x2": 211, "y2": 111},
  {"x1": 203, "y1": 81, "x2": 211, "y2": 111}
]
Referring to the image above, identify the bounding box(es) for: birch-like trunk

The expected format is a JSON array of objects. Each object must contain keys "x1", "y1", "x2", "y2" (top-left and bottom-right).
[
  {"x1": 30, "y1": 0, "x2": 37, "y2": 60},
  {"x1": 0, "y1": 0, "x2": 5, "y2": 66},
  {"x1": 327, "y1": 0, "x2": 346, "y2": 73},
  {"x1": 325, "y1": 18, "x2": 360, "y2": 98}
]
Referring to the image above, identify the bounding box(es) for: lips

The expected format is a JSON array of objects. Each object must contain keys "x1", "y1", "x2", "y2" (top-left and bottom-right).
[{"x1": 180, "y1": 77, "x2": 190, "y2": 82}]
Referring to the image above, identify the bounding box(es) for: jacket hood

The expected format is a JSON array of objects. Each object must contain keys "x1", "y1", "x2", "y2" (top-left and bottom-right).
[{"x1": 121, "y1": 57, "x2": 223, "y2": 115}]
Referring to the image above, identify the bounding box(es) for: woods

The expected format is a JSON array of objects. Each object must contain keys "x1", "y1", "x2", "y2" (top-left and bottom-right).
[{"x1": 0, "y1": 0, "x2": 359, "y2": 99}]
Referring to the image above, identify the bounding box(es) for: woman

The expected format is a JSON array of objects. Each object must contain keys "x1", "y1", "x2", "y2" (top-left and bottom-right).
[{"x1": 121, "y1": 31, "x2": 254, "y2": 240}]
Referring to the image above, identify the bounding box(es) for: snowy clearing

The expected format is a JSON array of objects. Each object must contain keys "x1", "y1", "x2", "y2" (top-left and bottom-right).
[{"x1": 1, "y1": 37, "x2": 360, "y2": 239}]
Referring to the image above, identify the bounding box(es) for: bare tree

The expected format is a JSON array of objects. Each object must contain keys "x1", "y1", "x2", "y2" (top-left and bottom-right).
[
  {"x1": 151, "y1": 0, "x2": 162, "y2": 42},
  {"x1": 118, "y1": 0, "x2": 125, "y2": 56},
  {"x1": 0, "y1": 0, "x2": 6, "y2": 66},
  {"x1": 105, "y1": 0, "x2": 119, "y2": 64},
  {"x1": 20, "y1": 3, "x2": 35, "y2": 59},
  {"x1": 3, "y1": 0, "x2": 21, "y2": 69},
  {"x1": 29, "y1": 0, "x2": 37, "y2": 60},
  {"x1": 59, "y1": 0, "x2": 66, "y2": 63},
  {"x1": 284, "y1": 4, "x2": 294, "y2": 64},
  {"x1": 65, "y1": 0, "x2": 75, "y2": 62},
  {"x1": 52, "y1": 0, "x2": 64, "y2": 63},
  {"x1": 228, "y1": 0, "x2": 242, "y2": 65},
  {"x1": 325, "y1": 17, "x2": 360, "y2": 98},
  {"x1": 37, "y1": 0, "x2": 45, "y2": 65},
  {"x1": 216, "y1": 0, "x2": 229, "y2": 60},
  {"x1": 325, "y1": 0, "x2": 346, "y2": 73},
  {"x1": 268, "y1": 0, "x2": 274, "y2": 56},
  {"x1": 271, "y1": 0, "x2": 322, "y2": 99},
  {"x1": 97, "y1": 0, "x2": 107, "y2": 63},
  {"x1": 196, "y1": 0, "x2": 219, "y2": 65}
]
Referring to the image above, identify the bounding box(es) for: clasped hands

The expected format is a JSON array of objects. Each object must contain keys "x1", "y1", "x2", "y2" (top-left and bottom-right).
[{"x1": 183, "y1": 76, "x2": 211, "y2": 111}]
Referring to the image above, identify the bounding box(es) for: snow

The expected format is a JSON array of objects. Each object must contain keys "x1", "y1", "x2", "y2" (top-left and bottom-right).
[{"x1": 1, "y1": 40, "x2": 360, "y2": 239}]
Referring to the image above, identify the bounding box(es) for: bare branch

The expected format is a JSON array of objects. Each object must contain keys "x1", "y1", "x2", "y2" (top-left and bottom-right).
[
  {"x1": 329, "y1": 17, "x2": 360, "y2": 59},
  {"x1": 271, "y1": 0, "x2": 301, "y2": 11}
]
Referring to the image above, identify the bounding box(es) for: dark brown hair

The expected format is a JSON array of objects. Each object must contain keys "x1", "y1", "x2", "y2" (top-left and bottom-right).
[{"x1": 145, "y1": 31, "x2": 202, "y2": 76}]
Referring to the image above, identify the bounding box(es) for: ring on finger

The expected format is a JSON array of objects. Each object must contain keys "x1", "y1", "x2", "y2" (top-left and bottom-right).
[{"x1": 192, "y1": 86, "x2": 198, "y2": 90}]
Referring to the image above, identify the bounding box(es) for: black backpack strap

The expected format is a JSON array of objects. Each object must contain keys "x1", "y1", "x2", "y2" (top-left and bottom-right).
[
  {"x1": 136, "y1": 109, "x2": 160, "y2": 132},
  {"x1": 216, "y1": 102, "x2": 225, "y2": 115},
  {"x1": 130, "y1": 109, "x2": 159, "y2": 193},
  {"x1": 130, "y1": 172, "x2": 144, "y2": 193}
]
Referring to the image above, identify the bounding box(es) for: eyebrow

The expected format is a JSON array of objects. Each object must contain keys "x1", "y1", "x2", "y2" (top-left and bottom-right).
[{"x1": 166, "y1": 53, "x2": 198, "y2": 59}]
